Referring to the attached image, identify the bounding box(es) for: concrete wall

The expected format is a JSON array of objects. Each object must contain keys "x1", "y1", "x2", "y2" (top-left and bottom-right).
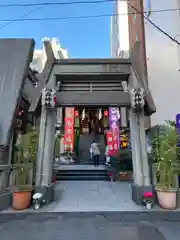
[
  {"x1": 128, "y1": 0, "x2": 148, "y2": 85},
  {"x1": 116, "y1": 0, "x2": 130, "y2": 58},
  {"x1": 144, "y1": 0, "x2": 180, "y2": 125},
  {"x1": 110, "y1": 0, "x2": 130, "y2": 58},
  {"x1": 110, "y1": 0, "x2": 130, "y2": 127},
  {"x1": 111, "y1": 0, "x2": 150, "y2": 128},
  {"x1": 30, "y1": 49, "x2": 46, "y2": 73},
  {"x1": 110, "y1": 14, "x2": 119, "y2": 57},
  {"x1": 31, "y1": 37, "x2": 68, "y2": 73}
]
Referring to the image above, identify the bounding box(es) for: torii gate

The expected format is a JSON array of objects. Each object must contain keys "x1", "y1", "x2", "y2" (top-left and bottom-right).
[{"x1": 32, "y1": 41, "x2": 156, "y2": 205}]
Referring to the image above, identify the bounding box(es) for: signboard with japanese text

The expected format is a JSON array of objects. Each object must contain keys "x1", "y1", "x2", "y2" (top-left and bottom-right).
[
  {"x1": 106, "y1": 130, "x2": 114, "y2": 156},
  {"x1": 109, "y1": 107, "x2": 119, "y2": 126},
  {"x1": 64, "y1": 108, "x2": 75, "y2": 152}
]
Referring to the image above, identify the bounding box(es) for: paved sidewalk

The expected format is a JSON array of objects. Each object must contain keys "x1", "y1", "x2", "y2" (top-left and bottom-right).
[
  {"x1": 2, "y1": 181, "x2": 143, "y2": 213},
  {"x1": 46, "y1": 181, "x2": 142, "y2": 212},
  {"x1": 0, "y1": 213, "x2": 179, "y2": 240}
]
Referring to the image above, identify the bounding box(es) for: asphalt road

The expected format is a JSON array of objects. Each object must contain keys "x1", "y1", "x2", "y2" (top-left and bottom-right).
[{"x1": 0, "y1": 213, "x2": 180, "y2": 240}]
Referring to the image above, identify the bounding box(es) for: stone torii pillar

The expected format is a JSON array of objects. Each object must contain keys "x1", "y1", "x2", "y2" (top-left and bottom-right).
[
  {"x1": 129, "y1": 87, "x2": 152, "y2": 205},
  {"x1": 35, "y1": 81, "x2": 57, "y2": 204}
]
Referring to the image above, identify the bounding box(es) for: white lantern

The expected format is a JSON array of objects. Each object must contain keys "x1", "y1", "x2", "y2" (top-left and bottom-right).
[
  {"x1": 82, "y1": 108, "x2": 85, "y2": 120},
  {"x1": 99, "y1": 108, "x2": 102, "y2": 120}
]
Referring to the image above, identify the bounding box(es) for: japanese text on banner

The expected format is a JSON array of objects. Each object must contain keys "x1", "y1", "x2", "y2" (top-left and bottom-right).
[
  {"x1": 108, "y1": 107, "x2": 120, "y2": 150},
  {"x1": 113, "y1": 128, "x2": 119, "y2": 152},
  {"x1": 106, "y1": 130, "x2": 114, "y2": 156},
  {"x1": 64, "y1": 108, "x2": 75, "y2": 152}
]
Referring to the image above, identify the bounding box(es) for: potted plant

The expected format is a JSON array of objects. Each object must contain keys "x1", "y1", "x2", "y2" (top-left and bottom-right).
[
  {"x1": 148, "y1": 124, "x2": 169, "y2": 184},
  {"x1": 154, "y1": 124, "x2": 180, "y2": 209},
  {"x1": 107, "y1": 148, "x2": 133, "y2": 181},
  {"x1": 12, "y1": 129, "x2": 35, "y2": 210},
  {"x1": 12, "y1": 164, "x2": 32, "y2": 210},
  {"x1": 121, "y1": 150, "x2": 133, "y2": 181}
]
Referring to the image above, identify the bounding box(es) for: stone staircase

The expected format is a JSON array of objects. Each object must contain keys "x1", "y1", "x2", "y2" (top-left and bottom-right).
[
  {"x1": 55, "y1": 165, "x2": 109, "y2": 181},
  {"x1": 78, "y1": 133, "x2": 106, "y2": 165},
  {"x1": 54, "y1": 134, "x2": 108, "y2": 181}
]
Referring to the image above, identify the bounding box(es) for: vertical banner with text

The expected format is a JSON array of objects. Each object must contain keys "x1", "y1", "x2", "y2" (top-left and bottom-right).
[
  {"x1": 64, "y1": 108, "x2": 75, "y2": 152},
  {"x1": 106, "y1": 130, "x2": 114, "y2": 156},
  {"x1": 109, "y1": 107, "x2": 120, "y2": 152}
]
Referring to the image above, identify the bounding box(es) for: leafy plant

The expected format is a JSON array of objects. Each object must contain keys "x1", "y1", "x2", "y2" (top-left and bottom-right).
[
  {"x1": 165, "y1": 120, "x2": 176, "y2": 128},
  {"x1": 111, "y1": 149, "x2": 132, "y2": 171},
  {"x1": 15, "y1": 167, "x2": 29, "y2": 188},
  {"x1": 148, "y1": 124, "x2": 169, "y2": 163},
  {"x1": 13, "y1": 148, "x2": 32, "y2": 191},
  {"x1": 27, "y1": 127, "x2": 39, "y2": 163},
  {"x1": 154, "y1": 123, "x2": 180, "y2": 190},
  {"x1": 12, "y1": 126, "x2": 39, "y2": 164},
  {"x1": 54, "y1": 134, "x2": 60, "y2": 157},
  {"x1": 13, "y1": 126, "x2": 38, "y2": 190}
]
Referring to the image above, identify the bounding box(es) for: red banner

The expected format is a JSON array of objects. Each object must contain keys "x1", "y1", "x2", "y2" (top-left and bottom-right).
[
  {"x1": 112, "y1": 127, "x2": 119, "y2": 152},
  {"x1": 106, "y1": 130, "x2": 114, "y2": 156},
  {"x1": 64, "y1": 108, "x2": 75, "y2": 152}
]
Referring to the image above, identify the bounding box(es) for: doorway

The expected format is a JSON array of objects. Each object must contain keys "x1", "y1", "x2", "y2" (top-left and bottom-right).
[{"x1": 76, "y1": 108, "x2": 107, "y2": 165}]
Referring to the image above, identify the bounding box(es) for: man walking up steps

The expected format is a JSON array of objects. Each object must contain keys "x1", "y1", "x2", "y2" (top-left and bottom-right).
[{"x1": 91, "y1": 140, "x2": 100, "y2": 166}]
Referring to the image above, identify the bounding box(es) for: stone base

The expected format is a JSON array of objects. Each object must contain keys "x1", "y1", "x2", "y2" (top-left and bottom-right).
[
  {"x1": 176, "y1": 190, "x2": 180, "y2": 208},
  {"x1": 0, "y1": 189, "x2": 12, "y2": 210},
  {"x1": 131, "y1": 183, "x2": 154, "y2": 205},
  {"x1": 34, "y1": 184, "x2": 54, "y2": 205}
]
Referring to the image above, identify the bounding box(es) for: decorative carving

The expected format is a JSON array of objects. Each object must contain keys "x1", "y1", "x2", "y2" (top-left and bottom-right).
[{"x1": 130, "y1": 87, "x2": 145, "y2": 112}]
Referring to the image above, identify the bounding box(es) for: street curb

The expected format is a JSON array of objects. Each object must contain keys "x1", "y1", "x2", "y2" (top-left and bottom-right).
[{"x1": 0, "y1": 211, "x2": 180, "y2": 222}]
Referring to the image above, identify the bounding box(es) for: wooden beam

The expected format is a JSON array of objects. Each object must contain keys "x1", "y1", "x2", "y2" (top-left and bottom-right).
[{"x1": 56, "y1": 91, "x2": 130, "y2": 107}]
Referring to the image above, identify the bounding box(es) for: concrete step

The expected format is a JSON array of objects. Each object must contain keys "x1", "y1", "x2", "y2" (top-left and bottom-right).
[
  {"x1": 79, "y1": 160, "x2": 106, "y2": 165},
  {"x1": 55, "y1": 169, "x2": 109, "y2": 181},
  {"x1": 56, "y1": 175, "x2": 109, "y2": 181}
]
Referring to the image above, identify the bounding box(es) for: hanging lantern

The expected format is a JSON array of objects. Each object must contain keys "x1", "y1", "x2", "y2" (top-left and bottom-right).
[
  {"x1": 99, "y1": 108, "x2": 102, "y2": 120},
  {"x1": 82, "y1": 108, "x2": 85, "y2": 120},
  {"x1": 75, "y1": 111, "x2": 80, "y2": 127},
  {"x1": 120, "y1": 134, "x2": 128, "y2": 148},
  {"x1": 117, "y1": 108, "x2": 120, "y2": 120},
  {"x1": 16, "y1": 119, "x2": 22, "y2": 128},
  {"x1": 104, "y1": 110, "x2": 108, "y2": 117},
  {"x1": 121, "y1": 141, "x2": 128, "y2": 148},
  {"x1": 75, "y1": 110, "x2": 79, "y2": 117},
  {"x1": 16, "y1": 105, "x2": 24, "y2": 117}
]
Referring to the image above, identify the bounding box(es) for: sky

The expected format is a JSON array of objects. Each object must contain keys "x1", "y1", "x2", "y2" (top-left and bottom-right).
[{"x1": 0, "y1": 0, "x2": 114, "y2": 58}]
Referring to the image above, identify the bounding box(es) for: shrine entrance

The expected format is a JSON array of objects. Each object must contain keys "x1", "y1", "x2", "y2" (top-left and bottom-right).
[
  {"x1": 60, "y1": 106, "x2": 129, "y2": 166},
  {"x1": 73, "y1": 107, "x2": 109, "y2": 165},
  {"x1": 78, "y1": 108, "x2": 106, "y2": 136},
  {"x1": 33, "y1": 41, "x2": 156, "y2": 205}
]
